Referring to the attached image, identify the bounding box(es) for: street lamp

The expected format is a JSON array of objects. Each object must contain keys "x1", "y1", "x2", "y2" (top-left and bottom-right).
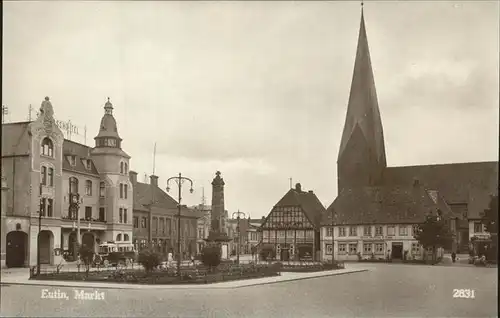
[
  {"x1": 166, "y1": 173, "x2": 194, "y2": 277},
  {"x1": 36, "y1": 183, "x2": 43, "y2": 275},
  {"x1": 232, "y1": 210, "x2": 246, "y2": 264}
]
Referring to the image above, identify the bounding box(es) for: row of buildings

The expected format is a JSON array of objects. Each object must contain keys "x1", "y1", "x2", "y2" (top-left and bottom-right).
[{"x1": 2, "y1": 8, "x2": 497, "y2": 268}]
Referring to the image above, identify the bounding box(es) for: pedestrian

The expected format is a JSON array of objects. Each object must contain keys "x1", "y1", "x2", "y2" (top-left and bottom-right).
[
  {"x1": 167, "y1": 251, "x2": 173, "y2": 267},
  {"x1": 451, "y1": 251, "x2": 456, "y2": 263}
]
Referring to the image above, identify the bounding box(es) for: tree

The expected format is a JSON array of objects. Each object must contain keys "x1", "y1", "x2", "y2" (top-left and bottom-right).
[
  {"x1": 138, "y1": 249, "x2": 161, "y2": 275},
  {"x1": 482, "y1": 195, "x2": 498, "y2": 235},
  {"x1": 414, "y1": 213, "x2": 453, "y2": 263},
  {"x1": 78, "y1": 245, "x2": 95, "y2": 277},
  {"x1": 201, "y1": 245, "x2": 221, "y2": 271}
]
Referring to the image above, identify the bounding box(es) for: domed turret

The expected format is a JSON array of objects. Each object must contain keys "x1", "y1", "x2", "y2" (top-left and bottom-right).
[{"x1": 94, "y1": 98, "x2": 122, "y2": 148}]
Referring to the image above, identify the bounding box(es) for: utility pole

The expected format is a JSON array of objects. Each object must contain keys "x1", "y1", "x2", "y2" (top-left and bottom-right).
[
  {"x1": 166, "y1": 173, "x2": 194, "y2": 277},
  {"x1": 232, "y1": 210, "x2": 246, "y2": 264}
]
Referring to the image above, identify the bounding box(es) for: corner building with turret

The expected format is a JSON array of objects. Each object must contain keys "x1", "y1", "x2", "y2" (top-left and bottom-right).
[{"x1": 1, "y1": 97, "x2": 133, "y2": 268}]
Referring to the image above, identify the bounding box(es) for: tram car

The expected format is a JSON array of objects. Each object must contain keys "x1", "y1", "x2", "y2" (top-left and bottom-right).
[{"x1": 96, "y1": 241, "x2": 138, "y2": 267}]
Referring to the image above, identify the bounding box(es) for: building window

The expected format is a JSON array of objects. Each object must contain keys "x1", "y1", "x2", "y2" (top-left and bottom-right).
[
  {"x1": 99, "y1": 208, "x2": 105, "y2": 222},
  {"x1": 120, "y1": 162, "x2": 124, "y2": 174},
  {"x1": 387, "y1": 226, "x2": 395, "y2": 236},
  {"x1": 133, "y1": 216, "x2": 139, "y2": 228},
  {"x1": 40, "y1": 198, "x2": 46, "y2": 216},
  {"x1": 124, "y1": 209, "x2": 128, "y2": 224},
  {"x1": 375, "y1": 226, "x2": 383, "y2": 236},
  {"x1": 85, "y1": 160, "x2": 92, "y2": 170},
  {"x1": 375, "y1": 243, "x2": 384, "y2": 254},
  {"x1": 47, "y1": 168, "x2": 54, "y2": 186},
  {"x1": 99, "y1": 182, "x2": 105, "y2": 198},
  {"x1": 411, "y1": 242, "x2": 420, "y2": 255},
  {"x1": 124, "y1": 234, "x2": 129, "y2": 241},
  {"x1": 399, "y1": 226, "x2": 408, "y2": 236},
  {"x1": 47, "y1": 199, "x2": 53, "y2": 217},
  {"x1": 119, "y1": 208, "x2": 123, "y2": 223},
  {"x1": 85, "y1": 206, "x2": 92, "y2": 220},
  {"x1": 124, "y1": 184, "x2": 128, "y2": 199},
  {"x1": 363, "y1": 243, "x2": 372, "y2": 254},
  {"x1": 338, "y1": 243, "x2": 347, "y2": 254},
  {"x1": 85, "y1": 180, "x2": 92, "y2": 196},
  {"x1": 41, "y1": 138, "x2": 54, "y2": 157},
  {"x1": 120, "y1": 184, "x2": 123, "y2": 199},
  {"x1": 116, "y1": 234, "x2": 122, "y2": 241},
  {"x1": 338, "y1": 227, "x2": 346, "y2": 237},
  {"x1": 326, "y1": 244, "x2": 333, "y2": 255},
  {"x1": 68, "y1": 155, "x2": 76, "y2": 166},
  {"x1": 69, "y1": 177, "x2": 78, "y2": 194},
  {"x1": 474, "y1": 222, "x2": 483, "y2": 233},
  {"x1": 363, "y1": 226, "x2": 372, "y2": 236},
  {"x1": 349, "y1": 226, "x2": 357, "y2": 236},
  {"x1": 141, "y1": 217, "x2": 147, "y2": 228},
  {"x1": 326, "y1": 227, "x2": 333, "y2": 237},
  {"x1": 166, "y1": 218, "x2": 171, "y2": 234},
  {"x1": 41, "y1": 166, "x2": 47, "y2": 185},
  {"x1": 348, "y1": 243, "x2": 357, "y2": 254},
  {"x1": 124, "y1": 163, "x2": 128, "y2": 173}
]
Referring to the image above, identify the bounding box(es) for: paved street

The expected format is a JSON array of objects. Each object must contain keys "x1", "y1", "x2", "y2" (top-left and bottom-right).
[{"x1": 1, "y1": 263, "x2": 496, "y2": 318}]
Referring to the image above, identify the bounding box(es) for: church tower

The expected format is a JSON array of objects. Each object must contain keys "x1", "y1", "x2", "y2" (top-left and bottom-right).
[
  {"x1": 337, "y1": 6, "x2": 387, "y2": 192},
  {"x1": 91, "y1": 98, "x2": 133, "y2": 243}
]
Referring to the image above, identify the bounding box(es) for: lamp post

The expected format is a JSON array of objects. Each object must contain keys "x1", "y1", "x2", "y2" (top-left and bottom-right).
[
  {"x1": 232, "y1": 210, "x2": 246, "y2": 264},
  {"x1": 166, "y1": 173, "x2": 194, "y2": 276},
  {"x1": 36, "y1": 183, "x2": 43, "y2": 275}
]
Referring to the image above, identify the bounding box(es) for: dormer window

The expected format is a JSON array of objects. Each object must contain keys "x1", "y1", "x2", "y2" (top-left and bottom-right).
[
  {"x1": 85, "y1": 159, "x2": 92, "y2": 170},
  {"x1": 68, "y1": 155, "x2": 76, "y2": 166},
  {"x1": 41, "y1": 138, "x2": 54, "y2": 157}
]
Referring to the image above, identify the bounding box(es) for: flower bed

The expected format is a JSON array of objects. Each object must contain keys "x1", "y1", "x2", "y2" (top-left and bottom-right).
[
  {"x1": 30, "y1": 263, "x2": 281, "y2": 285},
  {"x1": 275, "y1": 261, "x2": 345, "y2": 272}
]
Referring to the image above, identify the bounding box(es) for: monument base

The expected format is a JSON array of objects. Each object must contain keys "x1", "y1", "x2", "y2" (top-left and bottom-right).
[{"x1": 204, "y1": 231, "x2": 232, "y2": 260}]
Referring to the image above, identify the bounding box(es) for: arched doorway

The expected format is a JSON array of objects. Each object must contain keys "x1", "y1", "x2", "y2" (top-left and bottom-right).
[
  {"x1": 82, "y1": 233, "x2": 95, "y2": 252},
  {"x1": 6, "y1": 231, "x2": 28, "y2": 268},
  {"x1": 38, "y1": 230, "x2": 54, "y2": 264}
]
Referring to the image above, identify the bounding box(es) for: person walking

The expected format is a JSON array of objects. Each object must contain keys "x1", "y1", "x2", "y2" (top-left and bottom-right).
[{"x1": 451, "y1": 251, "x2": 457, "y2": 263}]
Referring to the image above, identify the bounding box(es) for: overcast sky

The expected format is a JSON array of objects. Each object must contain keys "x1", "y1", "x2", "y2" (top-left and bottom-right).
[{"x1": 3, "y1": 1, "x2": 499, "y2": 218}]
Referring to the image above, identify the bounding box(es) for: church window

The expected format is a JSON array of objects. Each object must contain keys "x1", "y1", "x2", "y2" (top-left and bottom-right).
[
  {"x1": 124, "y1": 163, "x2": 128, "y2": 173},
  {"x1": 41, "y1": 138, "x2": 54, "y2": 157},
  {"x1": 124, "y1": 184, "x2": 128, "y2": 199},
  {"x1": 120, "y1": 162, "x2": 124, "y2": 174},
  {"x1": 120, "y1": 184, "x2": 123, "y2": 198}
]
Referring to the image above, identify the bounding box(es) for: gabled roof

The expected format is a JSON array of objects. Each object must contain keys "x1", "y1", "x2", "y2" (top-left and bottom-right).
[
  {"x1": 273, "y1": 186, "x2": 326, "y2": 228},
  {"x1": 133, "y1": 182, "x2": 202, "y2": 218},
  {"x1": 322, "y1": 184, "x2": 443, "y2": 226},
  {"x1": 337, "y1": 9, "x2": 386, "y2": 166},
  {"x1": 1, "y1": 122, "x2": 31, "y2": 156},
  {"x1": 62, "y1": 140, "x2": 100, "y2": 176},
  {"x1": 384, "y1": 161, "x2": 498, "y2": 219}
]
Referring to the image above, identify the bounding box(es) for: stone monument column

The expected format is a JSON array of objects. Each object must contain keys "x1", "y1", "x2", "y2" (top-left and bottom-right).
[{"x1": 205, "y1": 171, "x2": 231, "y2": 259}]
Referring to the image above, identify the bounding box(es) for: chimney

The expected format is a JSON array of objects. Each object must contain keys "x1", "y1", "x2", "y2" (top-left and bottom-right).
[
  {"x1": 150, "y1": 175, "x2": 159, "y2": 187},
  {"x1": 295, "y1": 183, "x2": 302, "y2": 192},
  {"x1": 129, "y1": 171, "x2": 138, "y2": 184},
  {"x1": 308, "y1": 190, "x2": 313, "y2": 194}
]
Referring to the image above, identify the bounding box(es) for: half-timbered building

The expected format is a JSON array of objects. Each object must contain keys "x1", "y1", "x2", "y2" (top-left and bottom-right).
[{"x1": 260, "y1": 183, "x2": 325, "y2": 261}]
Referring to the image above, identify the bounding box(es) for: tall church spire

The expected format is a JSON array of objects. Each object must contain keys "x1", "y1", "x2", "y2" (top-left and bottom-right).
[{"x1": 337, "y1": 6, "x2": 387, "y2": 190}]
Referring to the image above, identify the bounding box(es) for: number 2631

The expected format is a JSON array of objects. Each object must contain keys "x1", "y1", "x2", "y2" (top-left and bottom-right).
[{"x1": 453, "y1": 289, "x2": 475, "y2": 299}]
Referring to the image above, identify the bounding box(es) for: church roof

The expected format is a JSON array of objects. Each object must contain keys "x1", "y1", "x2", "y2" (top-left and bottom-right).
[
  {"x1": 322, "y1": 184, "x2": 451, "y2": 226},
  {"x1": 274, "y1": 185, "x2": 326, "y2": 228},
  {"x1": 337, "y1": 9, "x2": 386, "y2": 166},
  {"x1": 384, "y1": 161, "x2": 498, "y2": 219}
]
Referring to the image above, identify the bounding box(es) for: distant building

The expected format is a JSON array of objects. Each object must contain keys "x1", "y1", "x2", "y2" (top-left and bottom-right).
[
  {"x1": 1, "y1": 97, "x2": 133, "y2": 267},
  {"x1": 260, "y1": 183, "x2": 325, "y2": 261},
  {"x1": 321, "y1": 8, "x2": 497, "y2": 262},
  {"x1": 131, "y1": 173, "x2": 201, "y2": 258}
]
